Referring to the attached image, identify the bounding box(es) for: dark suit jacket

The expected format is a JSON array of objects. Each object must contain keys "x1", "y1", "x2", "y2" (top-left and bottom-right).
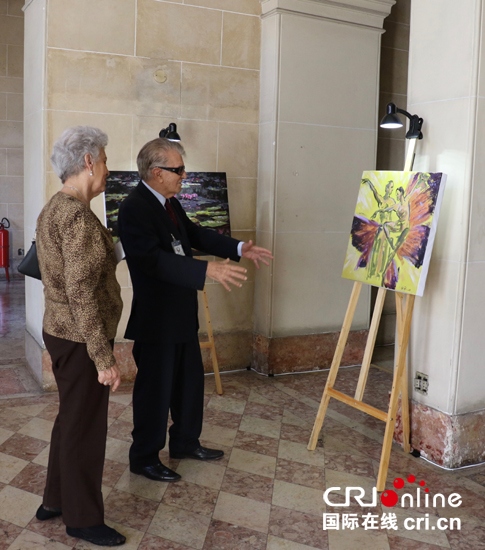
[{"x1": 118, "y1": 182, "x2": 240, "y2": 343}]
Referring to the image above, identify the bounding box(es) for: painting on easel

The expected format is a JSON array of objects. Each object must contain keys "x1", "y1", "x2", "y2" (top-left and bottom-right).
[{"x1": 342, "y1": 171, "x2": 446, "y2": 296}]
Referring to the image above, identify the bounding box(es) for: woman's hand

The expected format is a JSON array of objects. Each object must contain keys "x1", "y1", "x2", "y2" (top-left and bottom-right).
[{"x1": 98, "y1": 364, "x2": 121, "y2": 392}]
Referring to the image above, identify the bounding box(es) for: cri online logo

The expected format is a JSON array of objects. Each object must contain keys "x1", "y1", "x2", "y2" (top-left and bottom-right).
[
  {"x1": 383, "y1": 475, "x2": 432, "y2": 507},
  {"x1": 324, "y1": 474, "x2": 462, "y2": 509}
]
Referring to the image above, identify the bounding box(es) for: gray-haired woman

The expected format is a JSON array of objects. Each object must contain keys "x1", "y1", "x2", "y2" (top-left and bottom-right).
[{"x1": 35, "y1": 126, "x2": 125, "y2": 546}]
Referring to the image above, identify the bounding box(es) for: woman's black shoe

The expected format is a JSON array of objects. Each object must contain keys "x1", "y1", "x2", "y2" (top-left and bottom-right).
[
  {"x1": 36, "y1": 505, "x2": 62, "y2": 521},
  {"x1": 66, "y1": 524, "x2": 126, "y2": 546}
]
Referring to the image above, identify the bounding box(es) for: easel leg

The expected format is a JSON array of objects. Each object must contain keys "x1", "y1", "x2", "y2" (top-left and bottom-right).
[
  {"x1": 200, "y1": 288, "x2": 223, "y2": 395},
  {"x1": 396, "y1": 293, "x2": 410, "y2": 453},
  {"x1": 354, "y1": 287, "x2": 387, "y2": 401},
  {"x1": 377, "y1": 294, "x2": 415, "y2": 491},
  {"x1": 308, "y1": 282, "x2": 362, "y2": 450},
  {"x1": 400, "y1": 362, "x2": 410, "y2": 453}
]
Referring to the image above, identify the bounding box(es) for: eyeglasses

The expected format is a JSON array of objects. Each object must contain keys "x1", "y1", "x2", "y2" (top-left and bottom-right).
[{"x1": 155, "y1": 165, "x2": 186, "y2": 176}]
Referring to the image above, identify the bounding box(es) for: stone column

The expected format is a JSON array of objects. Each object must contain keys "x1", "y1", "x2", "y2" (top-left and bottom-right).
[
  {"x1": 253, "y1": 0, "x2": 395, "y2": 374},
  {"x1": 23, "y1": 0, "x2": 47, "y2": 386},
  {"x1": 407, "y1": 0, "x2": 485, "y2": 467}
]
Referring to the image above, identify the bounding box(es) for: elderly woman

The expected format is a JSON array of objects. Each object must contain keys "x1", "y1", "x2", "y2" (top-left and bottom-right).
[{"x1": 35, "y1": 126, "x2": 125, "y2": 547}]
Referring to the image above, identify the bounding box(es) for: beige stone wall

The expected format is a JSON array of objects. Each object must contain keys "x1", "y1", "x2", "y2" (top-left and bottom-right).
[
  {"x1": 41, "y1": 0, "x2": 261, "y2": 368},
  {"x1": 0, "y1": 0, "x2": 24, "y2": 277}
]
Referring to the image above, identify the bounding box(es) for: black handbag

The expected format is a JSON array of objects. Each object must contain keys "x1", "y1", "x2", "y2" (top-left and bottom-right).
[{"x1": 18, "y1": 238, "x2": 42, "y2": 280}]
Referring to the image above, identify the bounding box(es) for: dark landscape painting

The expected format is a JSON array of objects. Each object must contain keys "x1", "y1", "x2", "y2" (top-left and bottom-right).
[
  {"x1": 104, "y1": 171, "x2": 231, "y2": 239},
  {"x1": 104, "y1": 172, "x2": 138, "y2": 240}
]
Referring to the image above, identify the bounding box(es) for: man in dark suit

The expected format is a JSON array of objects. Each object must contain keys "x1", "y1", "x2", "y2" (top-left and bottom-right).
[{"x1": 118, "y1": 138, "x2": 273, "y2": 482}]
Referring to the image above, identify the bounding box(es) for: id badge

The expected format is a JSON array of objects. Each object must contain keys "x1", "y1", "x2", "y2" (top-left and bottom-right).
[{"x1": 171, "y1": 236, "x2": 185, "y2": 256}]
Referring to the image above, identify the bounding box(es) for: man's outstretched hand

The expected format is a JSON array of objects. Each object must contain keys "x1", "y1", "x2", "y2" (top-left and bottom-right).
[
  {"x1": 241, "y1": 240, "x2": 273, "y2": 269},
  {"x1": 206, "y1": 241, "x2": 273, "y2": 292},
  {"x1": 207, "y1": 259, "x2": 247, "y2": 292}
]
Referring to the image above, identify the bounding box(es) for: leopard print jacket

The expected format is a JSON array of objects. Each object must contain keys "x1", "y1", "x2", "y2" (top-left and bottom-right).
[{"x1": 37, "y1": 192, "x2": 122, "y2": 371}]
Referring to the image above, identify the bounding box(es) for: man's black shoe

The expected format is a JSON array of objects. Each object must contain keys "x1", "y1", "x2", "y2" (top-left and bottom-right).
[
  {"x1": 129, "y1": 462, "x2": 181, "y2": 482},
  {"x1": 170, "y1": 446, "x2": 224, "y2": 461}
]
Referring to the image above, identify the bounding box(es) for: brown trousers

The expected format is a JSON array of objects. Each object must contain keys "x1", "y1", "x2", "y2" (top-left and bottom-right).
[{"x1": 42, "y1": 331, "x2": 111, "y2": 528}]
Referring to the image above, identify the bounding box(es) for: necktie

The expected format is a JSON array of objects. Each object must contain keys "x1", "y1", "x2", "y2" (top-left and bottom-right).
[{"x1": 165, "y1": 199, "x2": 179, "y2": 228}]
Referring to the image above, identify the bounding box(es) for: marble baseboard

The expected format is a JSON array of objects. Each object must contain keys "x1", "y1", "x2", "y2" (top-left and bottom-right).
[
  {"x1": 251, "y1": 330, "x2": 368, "y2": 375},
  {"x1": 31, "y1": 328, "x2": 367, "y2": 389},
  {"x1": 25, "y1": 334, "x2": 137, "y2": 392},
  {"x1": 113, "y1": 341, "x2": 136, "y2": 381},
  {"x1": 114, "y1": 331, "x2": 253, "y2": 378},
  {"x1": 26, "y1": 330, "x2": 253, "y2": 392},
  {"x1": 25, "y1": 330, "x2": 45, "y2": 388},
  {"x1": 410, "y1": 402, "x2": 485, "y2": 468},
  {"x1": 41, "y1": 347, "x2": 55, "y2": 391},
  {"x1": 200, "y1": 331, "x2": 252, "y2": 373},
  {"x1": 395, "y1": 399, "x2": 485, "y2": 468}
]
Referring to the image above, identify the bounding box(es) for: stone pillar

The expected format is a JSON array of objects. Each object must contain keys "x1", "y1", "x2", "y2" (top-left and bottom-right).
[
  {"x1": 253, "y1": 0, "x2": 395, "y2": 374},
  {"x1": 23, "y1": 0, "x2": 47, "y2": 387},
  {"x1": 407, "y1": 0, "x2": 485, "y2": 467}
]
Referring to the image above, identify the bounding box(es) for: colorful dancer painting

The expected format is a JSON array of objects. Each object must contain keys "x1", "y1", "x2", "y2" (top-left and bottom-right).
[
  {"x1": 342, "y1": 171, "x2": 446, "y2": 296},
  {"x1": 362, "y1": 178, "x2": 395, "y2": 279}
]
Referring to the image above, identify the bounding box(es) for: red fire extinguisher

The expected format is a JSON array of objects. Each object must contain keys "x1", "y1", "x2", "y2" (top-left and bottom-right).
[{"x1": 0, "y1": 218, "x2": 10, "y2": 282}]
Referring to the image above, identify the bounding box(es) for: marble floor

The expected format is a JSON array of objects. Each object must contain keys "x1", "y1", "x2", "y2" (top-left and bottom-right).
[{"x1": 1, "y1": 281, "x2": 485, "y2": 549}]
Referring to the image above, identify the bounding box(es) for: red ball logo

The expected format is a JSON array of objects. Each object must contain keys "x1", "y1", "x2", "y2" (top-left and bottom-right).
[
  {"x1": 380, "y1": 489, "x2": 399, "y2": 507},
  {"x1": 393, "y1": 477, "x2": 405, "y2": 489}
]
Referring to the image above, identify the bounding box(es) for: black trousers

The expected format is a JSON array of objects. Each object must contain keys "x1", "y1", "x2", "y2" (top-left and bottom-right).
[
  {"x1": 129, "y1": 335, "x2": 204, "y2": 467},
  {"x1": 42, "y1": 331, "x2": 110, "y2": 528}
]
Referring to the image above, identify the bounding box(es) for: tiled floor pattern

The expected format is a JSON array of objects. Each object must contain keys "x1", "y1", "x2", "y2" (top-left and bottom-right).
[{"x1": 1, "y1": 280, "x2": 485, "y2": 549}]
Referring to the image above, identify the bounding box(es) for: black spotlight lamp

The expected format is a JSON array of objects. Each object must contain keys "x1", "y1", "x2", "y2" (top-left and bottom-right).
[
  {"x1": 380, "y1": 103, "x2": 423, "y2": 140},
  {"x1": 159, "y1": 122, "x2": 181, "y2": 142}
]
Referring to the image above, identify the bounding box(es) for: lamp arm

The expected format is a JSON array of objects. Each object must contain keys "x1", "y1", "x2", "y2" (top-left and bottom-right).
[
  {"x1": 396, "y1": 108, "x2": 423, "y2": 140},
  {"x1": 395, "y1": 107, "x2": 413, "y2": 120}
]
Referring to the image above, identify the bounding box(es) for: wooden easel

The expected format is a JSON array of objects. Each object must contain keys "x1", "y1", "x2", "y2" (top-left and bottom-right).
[
  {"x1": 199, "y1": 287, "x2": 223, "y2": 395},
  {"x1": 307, "y1": 139, "x2": 418, "y2": 491},
  {"x1": 192, "y1": 252, "x2": 223, "y2": 395}
]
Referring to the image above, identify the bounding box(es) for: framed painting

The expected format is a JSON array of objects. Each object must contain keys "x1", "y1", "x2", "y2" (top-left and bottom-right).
[
  {"x1": 104, "y1": 171, "x2": 231, "y2": 240},
  {"x1": 342, "y1": 171, "x2": 447, "y2": 296},
  {"x1": 103, "y1": 171, "x2": 138, "y2": 240},
  {"x1": 178, "y1": 172, "x2": 230, "y2": 236}
]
